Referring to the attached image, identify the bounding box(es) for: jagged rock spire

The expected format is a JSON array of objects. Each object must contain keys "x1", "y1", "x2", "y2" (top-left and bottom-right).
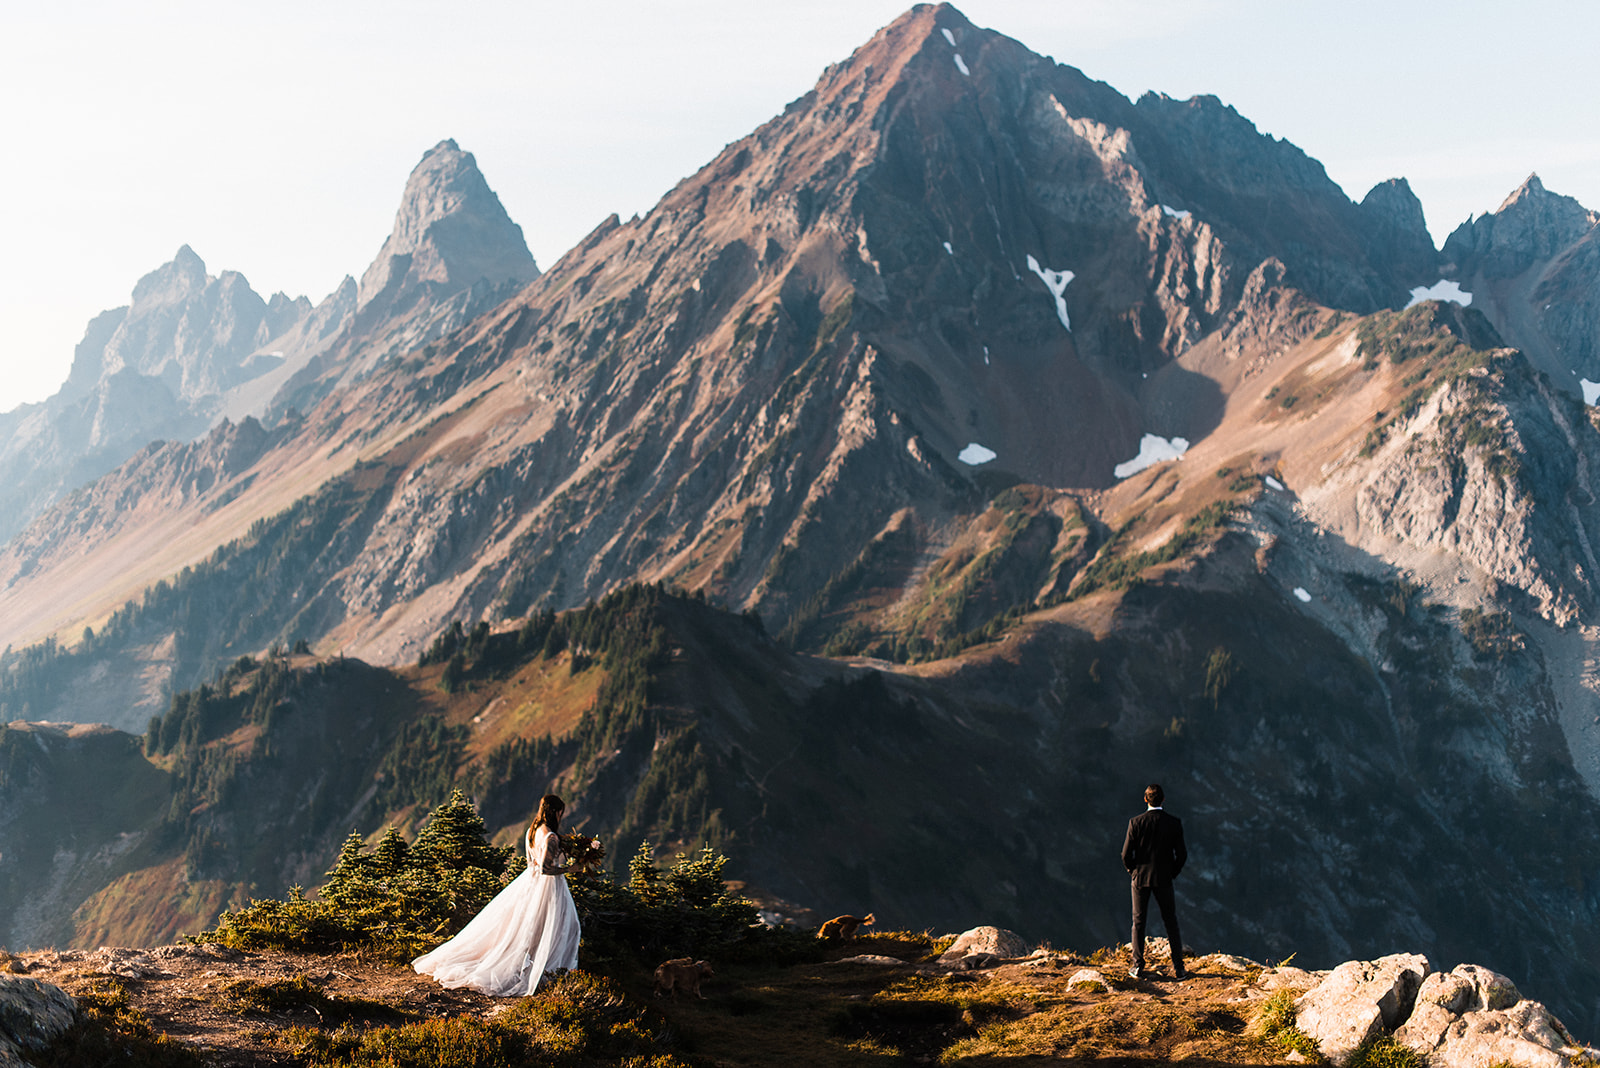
[{"x1": 356, "y1": 139, "x2": 539, "y2": 316}]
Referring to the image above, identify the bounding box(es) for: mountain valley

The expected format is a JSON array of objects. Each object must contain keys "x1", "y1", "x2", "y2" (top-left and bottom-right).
[{"x1": 4, "y1": 0, "x2": 1600, "y2": 1046}]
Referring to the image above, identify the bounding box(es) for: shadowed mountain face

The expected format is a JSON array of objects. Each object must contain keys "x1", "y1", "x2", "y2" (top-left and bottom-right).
[
  {"x1": 6, "y1": 586, "x2": 1600, "y2": 1036},
  {"x1": 0, "y1": 3, "x2": 1444, "y2": 679},
  {"x1": 7, "y1": 0, "x2": 1600, "y2": 1037}
]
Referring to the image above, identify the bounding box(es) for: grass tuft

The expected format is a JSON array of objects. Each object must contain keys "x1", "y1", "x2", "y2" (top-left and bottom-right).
[
  {"x1": 1348, "y1": 1035, "x2": 1425, "y2": 1068},
  {"x1": 1249, "y1": 989, "x2": 1325, "y2": 1062}
]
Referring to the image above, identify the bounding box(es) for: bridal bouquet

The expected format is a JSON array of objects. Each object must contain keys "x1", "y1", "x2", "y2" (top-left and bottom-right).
[{"x1": 558, "y1": 831, "x2": 605, "y2": 870}]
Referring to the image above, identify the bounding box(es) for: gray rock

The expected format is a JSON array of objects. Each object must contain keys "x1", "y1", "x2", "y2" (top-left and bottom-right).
[
  {"x1": 937, "y1": 927, "x2": 1030, "y2": 966},
  {"x1": 1455, "y1": 964, "x2": 1521, "y2": 1012},
  {"x1": 0, "y1": 976, "x2": 77, "y2": 1065},
  {"x1": 1295, "y1": 953, "x2": 1430, "y2": 1065},
  {"x1": 1206, "y1": 953, "x2": 1264, "y2": 973},
  {"x1": 832, "y1": 954, "x2": 906, "y2": 966},
  {"x1": 1261, "y1": 965, "x2": 1326, "y2": 991},
  {"x1": 1417, "y1": 971, "x2": 1476, "y2": 1015},
  {"x1": 1392, "y1": 963, "x2": 1580, "y2": 1068},
  {"x1": 1504, "y1": 1000, "x2": 1573, "y2": 1051},
  {"x1": 91, "y1": 947, "x2": 171, "y2": 980},
  {"x1": 1129, "y1": 935, "x2": 1194, "y2": 959},
  {"x1": 1067, "y1": 968, "x2": 1109, "y2": 991},
  {"x1": 355, "y1": 139, "x2": 539, "y2": 318},
  {"x1": 1395, "y1": 1000, "x2": 1458, "y2": 1053},
  {"x1": 1432, "y1": 1005, "x2": 1569, "y2": 1068}
]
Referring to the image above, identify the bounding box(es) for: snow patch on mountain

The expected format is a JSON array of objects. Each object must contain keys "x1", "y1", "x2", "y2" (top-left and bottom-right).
[
  {"x1": 1025, "y1": 255, "x2": 1074, "y2": 331},
  {"x1": 1405, "y1": 279, "x2": 1472, "y2": 308},
  {"x1": 1113, "y1": 434, "x2": 1188, "y2": 478},
  {"x1": 958, "y1": 442, "x2": 997, "y2": 465}
]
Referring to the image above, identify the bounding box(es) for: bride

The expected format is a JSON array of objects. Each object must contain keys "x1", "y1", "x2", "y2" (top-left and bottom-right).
[{"x1": 412, "y1": 794, "x2": 582, "y2": 996}]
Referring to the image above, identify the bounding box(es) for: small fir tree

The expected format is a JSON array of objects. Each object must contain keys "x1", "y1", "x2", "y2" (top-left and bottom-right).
[{"x1": 411, "y1": 790, "x2": 511, "y2": 876}]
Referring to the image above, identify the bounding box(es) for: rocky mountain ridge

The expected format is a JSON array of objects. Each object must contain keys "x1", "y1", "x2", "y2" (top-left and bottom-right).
[
  {"x1": 6, "y1": 577, "x2": 1600, "y2": 1032},
  {"x1": 0, "y1": 3, "x2": 1459, "y2": 674},
  {"x1": 0, "y1": 140, "x2": 538, "y2": 548},
  {"x1": 4, "y1": 0, "x2": 1600, "y2": 1043}
]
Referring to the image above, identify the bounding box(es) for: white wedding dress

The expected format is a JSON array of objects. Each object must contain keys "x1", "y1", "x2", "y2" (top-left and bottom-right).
[{"x1": 412, "y1": 825, "x2": 581, "y2": 995}]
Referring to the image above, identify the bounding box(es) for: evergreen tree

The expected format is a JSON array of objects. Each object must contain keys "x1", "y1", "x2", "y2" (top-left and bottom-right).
[
  {"x1": 411, "y1": 790, "x2": 510, "y2": 875},
  {"x1": 372, "y1": 826, "x2": 409, "y2": 877},
  {"x1": 322, "y1": 830, "x2": 377, "y2": 907}
]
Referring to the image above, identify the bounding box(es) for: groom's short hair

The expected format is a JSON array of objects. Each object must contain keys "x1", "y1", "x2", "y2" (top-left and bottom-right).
[{"x1": 1144, "y1": 783, "x2": 1164, "y2": 806}]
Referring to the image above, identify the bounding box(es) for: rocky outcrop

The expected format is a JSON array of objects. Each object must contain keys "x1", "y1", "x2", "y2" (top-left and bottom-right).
[
  {"x1": 1389, "y1": 964, "x2": 1594, "y2": 1068},
  {"x1": 1292, "y1": 958, "x2": 1594, "y2": 1068},
  {"x1": 938, "y1": 926, "x2": 1031, "y2": 968},
  {"x1": 355, "y1": 139, "x2": 538, "y2": 321},
  {"x1": 1359, "y1": 178, "x2": 1441, "y2": 291},
  {"x1": 70, "y1": 245, "x2": 287, "y2": 403},
  {"x1": 1294, "y1": 953, "x2": 1429, "y2": 1065},
  {"x1": 1444, "y1": 176, "x2": 1597, "y2": 281},
  {"x1": 1438, "y1": 174, "x2": 1600, "y2": 385},
  {"x1": 268, "y1": 140, "x2": 541, "y2": 417},
  {"x1": 0, "y1": 246, "x2": 313, "y2": 545},
  {"x1": 0, "y1": 976, "x2": 76, "y2": 1067}
]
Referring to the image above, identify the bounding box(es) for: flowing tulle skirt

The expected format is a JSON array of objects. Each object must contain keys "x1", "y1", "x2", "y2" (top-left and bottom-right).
[{"x1": 412, "y1": 869, "x2": 580, "y2": 996}]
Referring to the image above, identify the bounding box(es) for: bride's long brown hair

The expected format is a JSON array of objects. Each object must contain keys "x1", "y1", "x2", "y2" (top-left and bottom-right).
[{"x1": 532, "y1": 794, "x2": 565, "y2": 833}]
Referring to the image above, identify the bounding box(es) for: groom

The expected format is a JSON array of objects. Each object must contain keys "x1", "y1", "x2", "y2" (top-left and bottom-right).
[{"x1": 1121, "y1": 782, "x2": 1187, "y2": 980}]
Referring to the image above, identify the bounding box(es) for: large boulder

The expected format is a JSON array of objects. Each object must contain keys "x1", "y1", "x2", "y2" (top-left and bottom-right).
[
  {"x1": 0, "y1": 976, "x2": 77, "y2": 1067},
  {"x1": 1394, "y1": 964, "x2": 1587, "y2": 1068},
  {"x1": 1428, "y1": 1006, "x2": 1569, "y2": 1068},
  {"x1": 937, "y1": 927, "x2": 1030, "y2": 967},
  {"x1": 1295, "y1": 953, "x2": 1430, "y2": 1065}
]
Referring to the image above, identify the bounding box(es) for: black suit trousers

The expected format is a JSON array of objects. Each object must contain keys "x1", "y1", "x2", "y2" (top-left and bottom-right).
[{"x1": 1130, "y1": 880, "x2": 1182, "y2": 970}]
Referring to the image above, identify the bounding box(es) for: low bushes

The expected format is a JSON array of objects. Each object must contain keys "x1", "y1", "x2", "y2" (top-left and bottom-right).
[{"x1": 193, "y1": 790, "x2": 821, "y2": 971}]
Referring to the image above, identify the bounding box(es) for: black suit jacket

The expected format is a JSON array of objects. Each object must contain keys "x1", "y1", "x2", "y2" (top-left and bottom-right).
[{"x1": 1122, "y1": 808, "x2": 1186, "y2": 888}]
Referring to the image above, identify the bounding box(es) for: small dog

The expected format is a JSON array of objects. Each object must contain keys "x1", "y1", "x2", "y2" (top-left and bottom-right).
[
  {"x1": 653, "y1": 958, "x2": 714, "y2": 999},
  {"x1": 817, "y1": 912, "x2": 875, "y2": 943}
]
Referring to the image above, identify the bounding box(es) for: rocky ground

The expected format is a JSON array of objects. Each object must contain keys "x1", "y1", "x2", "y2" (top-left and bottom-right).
[{"x1": 1, "y1": 932, "x2": 1593, "y2": 1067}]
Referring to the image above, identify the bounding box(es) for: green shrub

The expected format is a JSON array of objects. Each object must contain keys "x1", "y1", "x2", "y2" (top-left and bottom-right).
[
  {"x1": 1250, "y1": 989, "x2": 1324, "y2": 1062},
  {"x1": 1348, "y1": 1035, "x2": 1423, "y2": 1068},
  {"x1": 195, "y1": 790, "x2": 515, "y2": 960},
  {"x1": 573, "y1": 840, "x2": 822, "y2": 967},
  {"x1": 194, "y1": 790, "x2": 808, "y2": 973}
]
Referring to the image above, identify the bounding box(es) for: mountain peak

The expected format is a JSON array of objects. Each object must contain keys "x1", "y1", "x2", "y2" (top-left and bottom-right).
[
  {"x1": 129, "y1": 245, "x2": 210, "y2": 305},
  {"x1": 1444, "y1": 173, "x2": 1597, "y2": 280},
  {"x1": 1499, "y1": 172, "x2": 1548, "y2": 211},
  {"x1": 356, "y1": 140, "x2": 539, "y2": 313}
]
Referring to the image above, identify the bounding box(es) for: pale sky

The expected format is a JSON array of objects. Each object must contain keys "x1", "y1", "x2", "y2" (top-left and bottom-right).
[{"x1": 3, "y1": 0, "x2": 1596, "y2": 413}]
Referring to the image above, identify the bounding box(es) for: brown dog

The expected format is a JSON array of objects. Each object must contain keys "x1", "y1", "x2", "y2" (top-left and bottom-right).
[
  {"x1": 653, "y1": 958, "x2": 714, "y2": 999},
  {"x1": 817, "y1": 912, "x2": 875, "y2": 942}
]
